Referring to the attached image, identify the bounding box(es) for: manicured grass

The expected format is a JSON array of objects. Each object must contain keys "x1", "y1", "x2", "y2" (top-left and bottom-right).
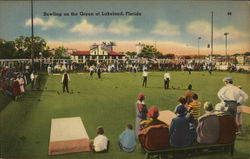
[{"x1": 0, "y1": 71, "x2": 250, "y2": 159}]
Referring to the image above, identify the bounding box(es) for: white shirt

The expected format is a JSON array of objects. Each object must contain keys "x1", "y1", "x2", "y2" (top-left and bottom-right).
[
  {"x1": 30, "y1": 73, "x2": 35, "y2": 81},
  {"x1": 93, "y1": 134, "x2": 108, "y2": 152},
  {"x1": 217, "y1": 84, "x2": 248, "y2": 105},
  {"x1": 164, "y1": 73, "x2": 171, "y2": 80},
  {"x1": 142, "y1": 71, "x2": 148, "y2": 77},
  {"x1": 61, "y1": 74, "x2": 70, "y2": 83}
]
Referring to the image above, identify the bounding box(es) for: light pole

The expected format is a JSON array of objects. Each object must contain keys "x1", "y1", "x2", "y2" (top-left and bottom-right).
[
  {"x1": 210, "y1": 11, "x2": 214, "y2": 62},
  {"x1": 224, "y1": 32, "x2": 229, "y2": 64},
  {"x1": 198, "y1": 37, "x2": 202, "y2": 62},
  {"x1": 31, "y1": 0, "x2": 34, "y2": 71}
]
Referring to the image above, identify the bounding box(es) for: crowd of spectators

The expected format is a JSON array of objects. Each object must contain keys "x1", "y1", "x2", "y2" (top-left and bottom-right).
[{"x1": 0, "y1": 64, "x2": 40, "y2": 100}]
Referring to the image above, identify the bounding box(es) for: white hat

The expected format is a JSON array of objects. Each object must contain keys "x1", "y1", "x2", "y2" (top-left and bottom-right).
[
  {"x1": 215, "y1": 102, "x2": 228, "y2": 112},
  {"x1": 223, "y1": 77, "x2": 233, "y2": 82}
]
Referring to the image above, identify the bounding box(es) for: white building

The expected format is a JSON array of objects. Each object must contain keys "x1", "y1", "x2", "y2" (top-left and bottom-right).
[
  {"x1": 135, "y1": 42, "x2": 145, "y2": 55},
  {"x1": 71, "y1": 43, "x2": 125, "y2": 64}
]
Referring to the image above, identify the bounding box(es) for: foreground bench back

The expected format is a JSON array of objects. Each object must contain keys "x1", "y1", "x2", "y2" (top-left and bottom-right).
[{"x1": 139, "y1": 124, "x2": 170, "y2": 151}]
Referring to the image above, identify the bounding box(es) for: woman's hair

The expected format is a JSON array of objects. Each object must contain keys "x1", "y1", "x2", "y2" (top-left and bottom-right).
[{"x1": 178, "y1": 96, "x2": 187, "y2": 105}]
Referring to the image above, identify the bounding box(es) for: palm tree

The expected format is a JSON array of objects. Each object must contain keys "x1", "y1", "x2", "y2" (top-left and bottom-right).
[{"x1": 107, "y1": 41, "x2": 116, "y2": 52}]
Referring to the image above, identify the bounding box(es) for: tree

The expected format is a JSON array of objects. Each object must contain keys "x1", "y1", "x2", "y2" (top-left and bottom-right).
[
  {"x1": 244, "y1": 52, "x2": 250, "y2": 56},
  {"x1": 137, "y1": 45, "x2": 162, "y2": 58},
  {"x1": 125, "y1": 51, "x2": 137, "y2": 56},
  {"x1": 160, "y1": 53, "x2": 175, "y2": 59},
  {"x1": 15, "y1": 36, "x2": 50, "y2": 58},
  {"x1": 54, "y1": 46, "x2": 68, "y2": 59},
  {"x1": 107, "y1": 41, "x2": 116, "y2": 51},
  {"x1": 0, "y1": 39, "x2": 17, "y2": 59}
]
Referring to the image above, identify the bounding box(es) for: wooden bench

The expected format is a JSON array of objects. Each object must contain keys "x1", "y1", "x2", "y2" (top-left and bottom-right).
[{"x1": 142, "y1": 142, "x2": 234, "y2": 159}]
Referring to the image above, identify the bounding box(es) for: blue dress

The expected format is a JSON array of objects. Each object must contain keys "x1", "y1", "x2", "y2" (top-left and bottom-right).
[{"x1": 169, "y1": 115, "x2": 193, "y2": 147}]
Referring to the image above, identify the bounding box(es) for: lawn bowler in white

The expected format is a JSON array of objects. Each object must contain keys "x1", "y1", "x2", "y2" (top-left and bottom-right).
[
  {"x1": 164, "y1": 71, "x2": 171, "y2": 89},
  {"x1": 217, "y1": 77, "x2": 248, "y2": 117},
  {"x1": 142, "y1": 70, "x2": 148, "y2": 88}
]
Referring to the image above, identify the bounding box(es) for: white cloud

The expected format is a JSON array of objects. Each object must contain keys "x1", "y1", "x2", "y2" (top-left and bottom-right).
[
  {"x1": 25, "y1": 17, "x2": 66, "y2": 30},
  {"x1": 108, "y1": 17, "x2": 140, "y2": 35},
  {"x1": 70, "y1": 17, "x2": 140, "y2": 35},
  {"x1": 151, "y1": 20, "x2": 180, "y2": 36},
  {"x1": 70, "y1": 19, "x2": 105, "y2": 34},
  {"x1": 187, "y1": 20, "x2": 248, "y2": 40}
]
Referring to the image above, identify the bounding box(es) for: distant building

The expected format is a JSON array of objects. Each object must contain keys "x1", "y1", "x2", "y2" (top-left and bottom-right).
[
  {"x1": 71, "y1": 43, "x2": 125, "y2": 63},
  {"x1": 135, "y1": 42, "x2": 145, "y2": 55}
]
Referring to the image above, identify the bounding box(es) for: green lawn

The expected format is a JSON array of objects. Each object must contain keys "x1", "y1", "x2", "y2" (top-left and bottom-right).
[{"x1": 0, "y1": 71, "x2": 250, "y2": 159}]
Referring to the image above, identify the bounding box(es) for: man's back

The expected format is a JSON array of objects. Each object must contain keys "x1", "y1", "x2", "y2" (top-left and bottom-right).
[{"x1": 197, "y1": 113, "x2": 219, "y2": 144}]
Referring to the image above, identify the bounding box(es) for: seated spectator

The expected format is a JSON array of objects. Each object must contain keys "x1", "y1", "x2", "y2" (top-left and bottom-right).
[
  {"x1": 215, "y1": 104, "x2": 237, "y2": 144},
  {"x1": 90, "y1": 127, "x2": 109, "y2": 153},
  {"x1": 170, "y1": 105, "x2": 194, "y2": 148},
  {"x1": 196, "y1": 102, "x2": 219, "y2": 144},
  {"x1": 174, "y1": 96, "x2": 188, "y2": 114},
  {"x1": 119, "y1": 124, "x2": 136, "y2": 152},
  {"x1": 187, "y1": 93, "x2": 201, "y2": 122},
  {"x1": 144, "y1": 106, "x2": 166, "y2": 128},
  {"x1": 139, "y1": 124, "x2": 169, "y2": 151},
  {"x1": 135, "y1": 93, "x2": 148, "y2": 135}
]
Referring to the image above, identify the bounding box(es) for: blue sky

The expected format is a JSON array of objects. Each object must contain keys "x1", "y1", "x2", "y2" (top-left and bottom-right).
[{"x1": 0, "y1": 1, "x2": 249, "y2": 54}]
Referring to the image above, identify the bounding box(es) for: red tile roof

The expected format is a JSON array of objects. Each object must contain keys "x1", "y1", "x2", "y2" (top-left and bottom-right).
[
  {"x1": 108, "y1": 51, "x2": 124, "y2": 56},
  {"x1": 72, "y1": 51, "x2": 90, "y2": 55}
]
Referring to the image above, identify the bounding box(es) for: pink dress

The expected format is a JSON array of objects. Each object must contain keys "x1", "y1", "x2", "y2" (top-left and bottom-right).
[{"x1": 17, "y1": 78, "x2": 25, "y2": 93}]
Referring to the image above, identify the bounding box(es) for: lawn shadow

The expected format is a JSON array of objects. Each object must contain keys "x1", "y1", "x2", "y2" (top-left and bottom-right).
[
  {"x1": 0, "y1": 93, "x2": 13, "y2": 112},
  {"x1": 1, "y1": 72, "x2": 48, "y2": 111}
]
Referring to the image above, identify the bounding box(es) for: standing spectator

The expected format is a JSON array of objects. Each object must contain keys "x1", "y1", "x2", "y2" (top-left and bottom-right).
[
  {"x1": 163, "y1": 71, "x2": 171, "y2": 89},
  {"x1": 119, "y1": 124, "x2": 136, "y2": 152},
  {"x1": 142, "y1": 70, "x2": 148, "y2": 88},
  {"x1": 61, "y1": 71, "x2": 70, "y2": 93},
  {"x1": 47, "y1": 65, "x2": 52, "y2": 74},
  {"x1": 90, "y1": 127, "x2": 109, "y2": 152},
  {"x1": 135, "y1": 94, "x2": 148, "y2": 135},
  {"x1": 188, "y1": 65, "x2": 192, "y2": 74},
  {"x1": 196, "y1": 102, "x2": 219, "y2": 144},
  {"x1": 208, "y1": 65, "x2": 212, "y2": 75},
  {"x1": 170, "y1": 105, "x2": 194, "y2": 148},
  {"x1": 89, "y1": 65, "x2": 95, "y2": 78},
  {"x1": 16, "y1": 75, "x2": 25, "y2": 94},
  {"x1": 30, "y1": 71, "x2": 35, "y2": 91},
  {"x1": 217, "y1": 77, "x2": 248, "y2": 117},
  {"x1": 13, "y1": 77, "x2": 21, "y2": 99},
  {"x1": 97, "y1": 67, "x2": 101, "y2": 79}
]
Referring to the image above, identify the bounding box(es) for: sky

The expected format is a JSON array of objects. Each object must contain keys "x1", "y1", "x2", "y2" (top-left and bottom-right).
[{"x1": 0, "y1": 1, "x2": 249, "y2": 55}]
